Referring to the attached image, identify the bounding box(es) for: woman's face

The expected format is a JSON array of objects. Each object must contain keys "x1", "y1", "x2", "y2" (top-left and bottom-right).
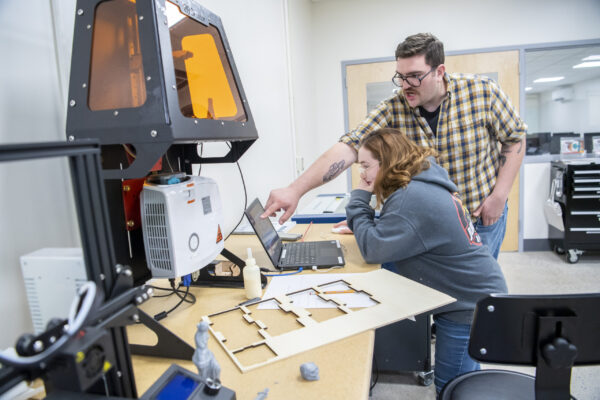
[{"x1": 358, "y1": 146, "x2": 380, "y2": 190}]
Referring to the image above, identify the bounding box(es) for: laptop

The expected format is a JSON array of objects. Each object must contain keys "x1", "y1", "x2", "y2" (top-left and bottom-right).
[{"x1": 244, "y1": 198, "x2": 345, "y2": 270}]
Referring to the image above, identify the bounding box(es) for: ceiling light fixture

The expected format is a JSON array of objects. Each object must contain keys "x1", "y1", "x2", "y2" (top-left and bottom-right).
[
  {"x1": 533, "y1": 77, "x2": 564, "y2": 83},
  {"x1": 525, "y1": 87, "x2": 532, "y2": 91},
  {"x1": 573, "y1": 61, "x2": 600, "y2": 69},
  {"x1": 582, "y1": 55, "x2": 600, "y2": 61}
]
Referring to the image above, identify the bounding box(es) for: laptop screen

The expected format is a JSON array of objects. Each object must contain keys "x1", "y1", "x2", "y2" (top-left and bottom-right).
[{"x1": 244, "y1": 199, "x2": 282, "y2": 266}]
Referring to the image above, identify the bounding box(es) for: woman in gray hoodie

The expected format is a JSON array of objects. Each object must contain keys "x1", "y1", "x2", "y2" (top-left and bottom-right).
[{"x1": 346, "y1": 128, "x2": 507, "y2": 394}]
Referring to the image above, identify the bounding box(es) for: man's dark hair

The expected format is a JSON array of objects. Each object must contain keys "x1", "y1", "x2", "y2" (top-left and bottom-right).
[{"x1": 395, "y1": 33, "x2": 444, "y2": 67}]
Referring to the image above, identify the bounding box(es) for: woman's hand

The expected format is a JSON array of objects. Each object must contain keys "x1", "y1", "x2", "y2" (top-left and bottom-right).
[
  {"x1": 357, "y1": 176, "x2": 374, "y2": 192},
  {"x1": 332, "y1": 220, "x2": 353, "y2": 234}
]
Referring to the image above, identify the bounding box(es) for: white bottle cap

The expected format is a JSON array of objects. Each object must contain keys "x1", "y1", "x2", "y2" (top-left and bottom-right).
[{"x1": 246, "y1": 248, "x2": 256, "y2": 266}]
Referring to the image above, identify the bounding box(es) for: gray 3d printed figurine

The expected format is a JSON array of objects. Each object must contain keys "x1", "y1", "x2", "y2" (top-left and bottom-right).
[{"x1": 193, "y1": 321, "x2": 221, "y2": 385}]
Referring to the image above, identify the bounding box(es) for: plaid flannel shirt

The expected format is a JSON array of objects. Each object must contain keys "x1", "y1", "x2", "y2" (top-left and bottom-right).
[{"x1": 340, "y1": 73, "x2": 527, "y2": 214}]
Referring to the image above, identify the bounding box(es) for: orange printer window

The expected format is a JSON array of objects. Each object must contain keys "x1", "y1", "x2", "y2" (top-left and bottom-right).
[
  {"x1": 88, "y1": 0, "x2": 147, "y2": 111},
  {"x1": 167, "y1": 2, "x2": 246, "y2": 121}
]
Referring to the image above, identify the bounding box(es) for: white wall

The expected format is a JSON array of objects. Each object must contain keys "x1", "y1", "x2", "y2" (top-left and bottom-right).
[
  {"x1": 0, "y1": 0, "x2": 79, "y2": 348},
  {"x1": 296, "y1": 0, "x2": 600, "y2": 197},
  {"x1": 286, "y1": 0, "x2": 314, "y2": 210},
  {"x1": 536, "y1": 77, "x2": 600, "y2": 133}
]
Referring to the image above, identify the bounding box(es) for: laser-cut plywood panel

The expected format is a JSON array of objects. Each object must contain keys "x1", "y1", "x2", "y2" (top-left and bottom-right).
[{"x1": 202, "y1": 269, "x2": 455, "y2": 372}]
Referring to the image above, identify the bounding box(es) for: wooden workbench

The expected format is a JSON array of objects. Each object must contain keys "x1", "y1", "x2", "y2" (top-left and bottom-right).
[{"x1": 127, "y1": 224, "x2": 381, "y2": 399}]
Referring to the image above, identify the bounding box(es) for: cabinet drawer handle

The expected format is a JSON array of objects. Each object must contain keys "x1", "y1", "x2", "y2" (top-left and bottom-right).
[{"x1": 574, "y1": 179, "x2": 600, "y2": 183}]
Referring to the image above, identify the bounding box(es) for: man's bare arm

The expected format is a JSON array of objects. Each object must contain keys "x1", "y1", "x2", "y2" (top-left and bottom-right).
[
  {"x1": 323, "y1": 160, "x2": 347, "y2": 183},
  {"x1": 473, "y1": 140, "x2": 525, "y2": 225},
  {"x1": 262, "y1": 142, "x2": 358, "y2": 224},
  {"x1": 495, "y1": 140, "x2": 525, "y2": 199}
]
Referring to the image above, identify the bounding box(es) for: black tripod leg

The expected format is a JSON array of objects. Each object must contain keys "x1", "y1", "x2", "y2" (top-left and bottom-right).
[{"x1": 129, "y1": 310, "x2": 194, "y2": 360}]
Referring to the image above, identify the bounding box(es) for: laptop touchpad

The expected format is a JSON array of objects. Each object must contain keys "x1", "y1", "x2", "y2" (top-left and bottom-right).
[{"x1": 320, "y1": 246, "x2": 340, "y2": 257}]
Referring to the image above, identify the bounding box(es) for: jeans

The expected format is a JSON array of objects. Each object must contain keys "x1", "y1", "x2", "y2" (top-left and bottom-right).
[
  {"x1": 433, "y1": 315, "x2": 480, "y2": 394},
  {"x1": 473, "y1": 202, "x2": 508, "y2": 260}
]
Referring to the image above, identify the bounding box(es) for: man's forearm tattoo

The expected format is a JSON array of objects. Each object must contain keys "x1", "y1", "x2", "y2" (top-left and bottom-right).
[
  {"x1": 499, "y1": 147, "x2": 510, "y2": 167},
  {"x1": 323, "y1": 160, "x2": 345, "y2": 183},
  {"x1": 499, "y1": 140, "x2": 523, "y2": 167},
  {"x1": 499, "y1": 154, "x2": 507, "y2": 167},
  {"x1": 516, "y1": 140, "x2": 523, "y2": 154}
]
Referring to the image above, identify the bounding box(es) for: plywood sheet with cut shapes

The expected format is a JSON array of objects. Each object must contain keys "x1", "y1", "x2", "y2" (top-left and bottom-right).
[{"x1": 201, "y1": 268, "x2": 455, "y2": 372}]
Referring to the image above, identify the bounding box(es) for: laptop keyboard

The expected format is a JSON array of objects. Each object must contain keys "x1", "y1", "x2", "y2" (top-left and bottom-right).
[{"x1": 282, "y1": 242, "x2": 317, "y2": 265}]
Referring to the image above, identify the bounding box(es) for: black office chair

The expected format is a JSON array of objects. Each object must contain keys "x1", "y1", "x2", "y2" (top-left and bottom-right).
[{"x1": 439, "y1": 293, "x2": 600, "y2": 400}]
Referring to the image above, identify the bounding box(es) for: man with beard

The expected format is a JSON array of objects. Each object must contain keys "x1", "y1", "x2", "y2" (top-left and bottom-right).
[{"x1": 262, "y1": 32, "x2": 526, "y2": 259}]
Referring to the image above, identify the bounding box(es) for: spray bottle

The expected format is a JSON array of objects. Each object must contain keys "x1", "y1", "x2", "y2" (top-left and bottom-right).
[{"x1": 243, "y1": 248, "x2": 262, "y2": 299}]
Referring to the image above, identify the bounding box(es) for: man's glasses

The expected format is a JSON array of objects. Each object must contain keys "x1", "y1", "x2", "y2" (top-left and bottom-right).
[{"x1": 392, "y1": 67, "x2": 436, "y2": 88}]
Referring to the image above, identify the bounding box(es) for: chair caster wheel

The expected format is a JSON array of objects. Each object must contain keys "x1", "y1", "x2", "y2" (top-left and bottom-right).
[
  {"x1": 418, "y1": 370, "x2": 434, "y2": 386},
  {"x1": 566, "y1": 249, "x2": 580, "y2": 264}
]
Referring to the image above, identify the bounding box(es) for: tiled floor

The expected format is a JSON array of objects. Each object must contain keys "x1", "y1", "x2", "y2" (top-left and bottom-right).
[{"x1": 369, "y1": 250, "x2": 600, "y2": 400}]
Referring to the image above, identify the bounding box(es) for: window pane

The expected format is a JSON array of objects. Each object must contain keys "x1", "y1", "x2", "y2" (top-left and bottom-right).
[
  {"x1": 167, "y1": 2, "x2": 246, "y2": 121},
  {"x1": 88, "y1": 0, "x2": 147, "y2": 111},
  {"x1": 525, "y1": 45, "x2": 600, "y2": 137}
]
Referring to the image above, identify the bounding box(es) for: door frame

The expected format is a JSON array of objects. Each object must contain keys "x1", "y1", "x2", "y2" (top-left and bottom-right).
[{"x1": 341, "y1": 39, "x2": 600, "y2": 252}]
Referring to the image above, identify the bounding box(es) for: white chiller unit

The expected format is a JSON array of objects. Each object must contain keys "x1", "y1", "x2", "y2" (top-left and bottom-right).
[{"x1": 141, "y1": 174, "x2": 224, "y2": 278}]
